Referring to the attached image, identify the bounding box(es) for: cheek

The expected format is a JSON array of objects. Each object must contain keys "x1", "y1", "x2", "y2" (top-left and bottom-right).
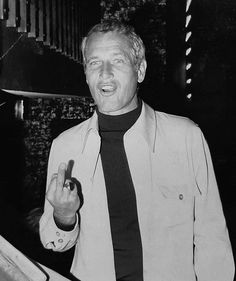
[
  {"x1": 85, "y1": 70, "x2": 96, "y2": 83},
  {"x1": 86, "y1": 75, "x2": 97, "y2": 92},
  {"x1": 123, "y1": 73, "x2": 138, "y2": 90}
]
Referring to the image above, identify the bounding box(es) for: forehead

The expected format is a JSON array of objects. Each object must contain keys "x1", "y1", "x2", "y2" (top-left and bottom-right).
[{"x1": 85, "y1": 31, "x2": 132, "y2": 58}]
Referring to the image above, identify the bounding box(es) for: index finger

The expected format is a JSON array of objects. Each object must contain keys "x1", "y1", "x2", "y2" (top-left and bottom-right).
[{"x1": 56, "y1": 162, "x2": 67, "y2": 190}]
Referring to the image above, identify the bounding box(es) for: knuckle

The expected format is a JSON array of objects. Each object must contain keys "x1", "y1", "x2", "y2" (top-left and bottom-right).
[{"x1": 46, "y1": 191, "x2": 53, "y2": 201}]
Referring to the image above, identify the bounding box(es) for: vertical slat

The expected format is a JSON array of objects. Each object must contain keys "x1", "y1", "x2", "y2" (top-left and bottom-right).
[
  {"x1": 35, "y1": 0, "x2": 39, "y2": 37},
  {"x1": 62, "y1": 0, "x2": 68, "y2": 55},
  {"x1": 57, "y1": 0, "x2": 62, "y2": 52},
  {"x1": 6, "y1": 0, "x2": 19, "y2": 27},
  {"x1": 67, "y1": 0, "x2": 72, "y2": 57},
  {"x1": 26, "y1": 0, "x2": 31, "y2": 33},
  {"x1": 44, "y1": 0, "x2": 51, "y2": 46},
  {"x1": 0, "y1": 0, "x2": 8, "y2": 20},
  {"x1": 61, "y1": 0, "x2": 65, "y2": 53},
  {"x1": 78, "y1": 2, "x2": 83, "y2": 63},
  {"x1": 51, "y1": 0, "x2": 57, "y2": 49},
  {"x1": 28, "y1": 0, "x2": 37, "y2": 37},
  {"x1": 36, "y1": 0, "x2": 44, "y2": 41},
  {"x1": 18, "y1": 0, "x2": 27, "y2": 32},
  {"x1": 71, "y1": 0, "x2": 75, "y2": 59},
  {"x1": 74, "y1": 0, "x2": 79, "y2": 62},
  {"x1": 0, "y1": 0, "x2": 4, "y2": 19}
]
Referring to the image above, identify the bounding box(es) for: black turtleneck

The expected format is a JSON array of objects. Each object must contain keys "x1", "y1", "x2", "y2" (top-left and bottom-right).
[{"x1": 97, "y1": 101, "x2": 143, "y2": 281}]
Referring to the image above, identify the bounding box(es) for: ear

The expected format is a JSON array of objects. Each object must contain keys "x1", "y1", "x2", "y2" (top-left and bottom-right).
[{"x1": 137, "y1": 59, "x2": 147, "y2": 83}]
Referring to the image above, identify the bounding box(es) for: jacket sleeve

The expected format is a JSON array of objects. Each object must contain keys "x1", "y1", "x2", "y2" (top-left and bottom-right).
[
  {"x1": 190, "y1": 126, "x2": 235, "y2": 280},
  {"x1": 39, "y1": 140, "x2": 79, "y2": 252}
]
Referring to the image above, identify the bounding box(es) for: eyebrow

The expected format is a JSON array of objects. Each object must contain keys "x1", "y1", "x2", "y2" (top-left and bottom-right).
[
  {"x1": 112, "y1": 51, "x2": 128, "y2": 58},
  {"x1": 86, "y1": 56, "x2": 100, "y2": 63},
  {"x1": 86, "y1": 51, "x2": 129, "y2": 63}
]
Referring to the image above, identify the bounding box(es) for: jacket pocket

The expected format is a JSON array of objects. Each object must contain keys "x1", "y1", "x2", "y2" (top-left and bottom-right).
[{"x1": 159, "y1": 184, "x2": 193, "y2": 226}]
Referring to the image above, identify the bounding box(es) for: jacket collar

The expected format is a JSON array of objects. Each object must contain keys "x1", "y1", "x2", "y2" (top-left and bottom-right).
[
  {"x1": 82, "y1": 100, "x2": 157, "y2": 153},
  {"x1": 127, "y1": 101, "x2": 157, "y2": 153}
]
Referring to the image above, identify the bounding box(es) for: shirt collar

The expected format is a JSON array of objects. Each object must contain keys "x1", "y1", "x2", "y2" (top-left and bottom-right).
[{"x1": 82, "y1": 100, "x2": 157, "y2": 153}]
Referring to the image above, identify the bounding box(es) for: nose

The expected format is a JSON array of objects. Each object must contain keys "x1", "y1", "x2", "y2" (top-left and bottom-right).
[{"x1": 99, "y1": 61, "x2": 114, "y2": 79}]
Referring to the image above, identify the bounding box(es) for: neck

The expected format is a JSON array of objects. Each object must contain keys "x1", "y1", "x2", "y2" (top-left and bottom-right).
[{"x1": 97, "y1": 99, "x2": 142, "y2": 133}]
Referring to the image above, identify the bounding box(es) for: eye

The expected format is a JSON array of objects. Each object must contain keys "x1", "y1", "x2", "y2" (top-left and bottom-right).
[
  {"x1": 113, "y1": 58, "x2": 125, "y2": 64},
  {"x1": 88, "y1": 60, "x2": 101, "y2": 67}
]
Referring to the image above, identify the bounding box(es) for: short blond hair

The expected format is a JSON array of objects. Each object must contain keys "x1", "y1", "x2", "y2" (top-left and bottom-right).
[{"x1": 81, "y1": 20, "x2": 146, "y2": 69}]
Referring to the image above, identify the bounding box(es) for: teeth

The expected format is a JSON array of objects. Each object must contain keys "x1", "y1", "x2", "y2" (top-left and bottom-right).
[{"x1": 101, "y1": 85, "x2": 114, "y2": 92}]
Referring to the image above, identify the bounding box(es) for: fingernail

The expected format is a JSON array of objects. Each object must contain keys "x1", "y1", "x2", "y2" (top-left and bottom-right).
[{"x1": 60, "y1": 163, "x2": 66, "y2": 169}]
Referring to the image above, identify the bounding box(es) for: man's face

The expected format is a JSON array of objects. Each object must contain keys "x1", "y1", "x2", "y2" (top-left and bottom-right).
[{"x1": 84, "y1": 31, "x2": 146, "y2": 115}]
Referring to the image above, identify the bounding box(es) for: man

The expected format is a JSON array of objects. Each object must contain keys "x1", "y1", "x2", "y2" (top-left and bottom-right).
[{"x1": 39, "y1": 20, "x2": 234, "y2": 281}]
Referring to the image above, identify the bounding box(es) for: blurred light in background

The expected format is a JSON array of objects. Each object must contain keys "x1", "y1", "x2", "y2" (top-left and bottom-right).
[
  {"x1": 185, "y1": 0, "x2": 193, "y2": 100},
  {"x1": 15, "y1": 100, "x2": 24, "y2": 120}
]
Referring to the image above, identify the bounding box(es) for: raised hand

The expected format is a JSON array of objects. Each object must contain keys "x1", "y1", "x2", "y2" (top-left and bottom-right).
[{"x1": 46, "y1": 162, "x2": 81, "y2": 226}]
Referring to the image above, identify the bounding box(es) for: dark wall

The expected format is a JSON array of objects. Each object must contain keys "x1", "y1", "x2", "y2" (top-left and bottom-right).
[{"x1": 186, "y1": 0, "x2": 236, "y2": 258}]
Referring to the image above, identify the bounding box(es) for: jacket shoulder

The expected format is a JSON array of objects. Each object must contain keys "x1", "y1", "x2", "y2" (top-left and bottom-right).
[
  {"x1": 53, "y1": 117, "x2": 92, "y2": 147},
  {"x1": 155, "y1": 110, "x2": 199, "y2": 135},
  {"x1": 153, "y1": 110, "x2": 203, "y2": 149}
]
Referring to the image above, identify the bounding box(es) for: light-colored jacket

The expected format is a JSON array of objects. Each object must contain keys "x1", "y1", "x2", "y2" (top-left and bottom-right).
[{"x1": 39, "y1": 101, "x2": 235, "y2": 281}]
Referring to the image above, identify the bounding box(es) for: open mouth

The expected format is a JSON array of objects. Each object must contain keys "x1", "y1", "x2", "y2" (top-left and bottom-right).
[{"x1": 99, "y1": 84, "x2": 117, "y2": 95}]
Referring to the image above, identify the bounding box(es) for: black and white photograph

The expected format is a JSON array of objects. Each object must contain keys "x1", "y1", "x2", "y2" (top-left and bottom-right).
[{"x1": 0, "y1": 0, "x2": 235, "y2": 280}]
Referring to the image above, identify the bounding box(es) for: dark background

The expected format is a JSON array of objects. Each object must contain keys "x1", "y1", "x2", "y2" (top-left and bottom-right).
[{"x1": 0, "y1": 0, "x2": 235, "y2": 278}]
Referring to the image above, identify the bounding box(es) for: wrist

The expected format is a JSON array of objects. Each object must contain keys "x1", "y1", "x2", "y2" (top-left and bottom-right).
[{"x1": 53, "y1": 211, "x2": 76, "y2": 226}]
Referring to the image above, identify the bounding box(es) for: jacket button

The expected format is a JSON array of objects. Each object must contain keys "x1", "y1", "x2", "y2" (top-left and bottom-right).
[
  {"x1": 58, "y1": 239, "x2": 63, "y2": 243},
  {"x1": 56, "y1": 231, "x2": 60, "y2": 236},
  {"x1": 179, "y1": 194, "x2": 184, "y2": 200}
]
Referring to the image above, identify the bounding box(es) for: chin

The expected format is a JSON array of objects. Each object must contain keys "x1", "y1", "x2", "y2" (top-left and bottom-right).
[
  {"x1": 99, "y1": 108, "x2": 118, "y2": 115},
  {"x1": 97, "y1": 104, "x2": 121, "y2": 114},
  {"x1": 97, "y1": 100, "x2": 119, "y2": 112}
]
